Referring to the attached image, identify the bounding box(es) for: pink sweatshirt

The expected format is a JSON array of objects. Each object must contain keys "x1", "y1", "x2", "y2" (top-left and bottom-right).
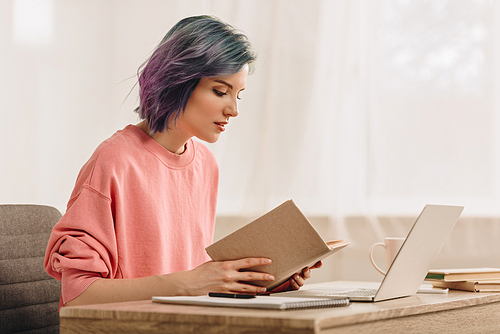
[{"x1": 44, "y1": 125, "x2": 219, "y2": 307}]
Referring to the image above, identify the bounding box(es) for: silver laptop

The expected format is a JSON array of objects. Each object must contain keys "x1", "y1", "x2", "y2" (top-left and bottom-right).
[{"x1": 276, "y1": 204, "x2": 464, "y2": 302}]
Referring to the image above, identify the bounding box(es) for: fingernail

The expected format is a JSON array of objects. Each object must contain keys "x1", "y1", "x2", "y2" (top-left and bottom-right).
[
  {"x1": 260, "y1": 287, "x2": 267, "y2": 293},
  {"x1": 268, "y1": 275, "x2": 275, "y2": 281},
  {"x1": 264, "y1": 259, "x2": 272, "y2": 264}
]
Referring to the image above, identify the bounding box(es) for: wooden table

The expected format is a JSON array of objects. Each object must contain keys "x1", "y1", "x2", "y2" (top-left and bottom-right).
[{"x1": 60, "y1": 281, "x2": 500, "y2": 333}]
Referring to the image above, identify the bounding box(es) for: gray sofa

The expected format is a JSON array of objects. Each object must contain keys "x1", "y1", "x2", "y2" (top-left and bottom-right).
[{"x1": 0, "y1": 205, "x2": 62, "y2": 333}]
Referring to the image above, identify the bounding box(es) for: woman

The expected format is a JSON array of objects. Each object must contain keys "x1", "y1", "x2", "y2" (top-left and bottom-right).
[{"x1": 44, "y1": 15, "x2": 320, "y2": 308}]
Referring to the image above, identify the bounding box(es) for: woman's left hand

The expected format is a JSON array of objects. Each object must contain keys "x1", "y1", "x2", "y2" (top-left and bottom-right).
[{"x1": 269, "y1": 261, "x2": 323, "y2": 292}]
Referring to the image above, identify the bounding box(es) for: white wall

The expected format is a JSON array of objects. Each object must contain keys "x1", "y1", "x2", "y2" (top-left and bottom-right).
[
  {"x1": 2, "y1": 0, "x2": 500, "y2": 219},
  {"x1": 1, "y1": 0, "x2": 212, "y2": 211}
]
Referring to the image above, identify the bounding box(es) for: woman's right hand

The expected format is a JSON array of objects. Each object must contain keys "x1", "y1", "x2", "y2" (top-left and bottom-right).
[
  {"x1": 65, "y1": 258, "x2": 274, "y2": 306},
  {"x1": 175, "y1": 258, "x2": 275, "y2": 296}
]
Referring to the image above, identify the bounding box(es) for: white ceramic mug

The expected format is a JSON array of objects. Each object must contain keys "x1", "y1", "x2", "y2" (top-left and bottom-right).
[{"x1": 369, "y1": 237, "x2": 405, "y2": 275}]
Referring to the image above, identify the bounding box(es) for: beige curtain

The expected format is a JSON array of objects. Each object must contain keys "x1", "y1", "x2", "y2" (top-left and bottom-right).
[{"x1": 1, "y1": 0, "x2": 498, "y2": 219}]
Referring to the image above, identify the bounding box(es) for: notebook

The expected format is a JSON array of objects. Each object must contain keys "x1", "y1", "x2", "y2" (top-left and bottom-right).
[
  {"x1": 152, "y1": 295, "x2": 350, "y2": 310},
  {"x1": 274, "y1": 204, "x2": 464, "y2": 302}
]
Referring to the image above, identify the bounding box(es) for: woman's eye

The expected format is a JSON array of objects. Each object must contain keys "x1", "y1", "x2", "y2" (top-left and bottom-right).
[{"x1": 213, "y1": 89, "x2": 226, "y2": 97}]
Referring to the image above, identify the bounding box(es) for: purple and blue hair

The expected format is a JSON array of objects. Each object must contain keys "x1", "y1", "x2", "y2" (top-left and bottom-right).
[{"x1": 135, "y1": 15, "x2": 257, "y2": 134}]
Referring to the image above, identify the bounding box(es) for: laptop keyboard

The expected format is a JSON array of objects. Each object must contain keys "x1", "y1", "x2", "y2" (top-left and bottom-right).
[{"x1": 321, "y1": 288, "x2": 377, "y2": 297}]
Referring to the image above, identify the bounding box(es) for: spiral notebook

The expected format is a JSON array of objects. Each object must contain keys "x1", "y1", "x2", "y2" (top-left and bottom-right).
[{"x1": 152, "y1": 295, "x2": 350, "y2": 310}]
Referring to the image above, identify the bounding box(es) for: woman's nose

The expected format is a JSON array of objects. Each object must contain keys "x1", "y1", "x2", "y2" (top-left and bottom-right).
[{"x1": 224, "y1": 100, "x2": 239, "y2": 118}]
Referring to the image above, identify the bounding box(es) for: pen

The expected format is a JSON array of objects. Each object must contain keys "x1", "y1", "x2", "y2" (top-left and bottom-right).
[{"x1": 208, "y1": 292, "x2": 256, "y2": 299}]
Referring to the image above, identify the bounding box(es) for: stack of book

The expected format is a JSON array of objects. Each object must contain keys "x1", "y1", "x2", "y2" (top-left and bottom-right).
[{"x1": 425, "y1": 268, "x2": 500, "y2": 292}]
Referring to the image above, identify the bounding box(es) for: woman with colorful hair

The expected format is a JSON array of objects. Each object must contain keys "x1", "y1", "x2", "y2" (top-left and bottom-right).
[{"x1": 44, "y1": 15, "x2": 320, "y2": 308}]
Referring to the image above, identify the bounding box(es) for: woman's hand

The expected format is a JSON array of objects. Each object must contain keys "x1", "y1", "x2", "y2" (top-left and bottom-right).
[
  {"x1": 178, "y1": 258, "x2": 275, "y2": 295},
  {"x1": 65, "y1": 258, "x2": 274, "y2": 306},
  {"x1": 270, "y1": 261, "x2": 323, "y2": 293},
  {"x1": 65, "y1": 259, "x2": 320, "y2": 307}
]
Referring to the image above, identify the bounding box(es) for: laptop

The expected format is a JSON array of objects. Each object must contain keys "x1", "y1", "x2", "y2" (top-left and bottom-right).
[{"x1": 275, "y1": 204, "x2": 464, "y2": 302}]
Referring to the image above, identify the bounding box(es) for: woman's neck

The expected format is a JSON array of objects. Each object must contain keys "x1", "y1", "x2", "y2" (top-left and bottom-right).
[{"x1": 136, "y1": 120, "x2": 188, "y2": 155}]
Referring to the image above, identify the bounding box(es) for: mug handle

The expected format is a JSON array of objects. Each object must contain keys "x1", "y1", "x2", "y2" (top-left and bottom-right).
[{"x1": 369, "y1": 242, "x2": 386, "y2": 275}]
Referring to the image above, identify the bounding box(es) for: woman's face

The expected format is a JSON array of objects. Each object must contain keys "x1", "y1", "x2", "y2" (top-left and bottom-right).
[{"x1": 175, "y1": 65, "x2": 249, "y2": 143}]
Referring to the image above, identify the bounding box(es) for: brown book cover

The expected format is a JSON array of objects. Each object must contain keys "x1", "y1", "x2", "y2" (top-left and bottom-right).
[
  {"x1": 425, "y1": 268, "x2": 500, "y2": 282},
  {"x1": 431, "y1": 280, "x2": 500, "y2": 292},
  {"x1": 205, "y1": 200, "x2": 349, "y2": 290}
]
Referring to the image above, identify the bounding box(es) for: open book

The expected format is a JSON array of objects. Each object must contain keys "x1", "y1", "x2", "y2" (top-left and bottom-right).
[{"x1": 205, "y1": 200, "x2": 349, "y2": 291}]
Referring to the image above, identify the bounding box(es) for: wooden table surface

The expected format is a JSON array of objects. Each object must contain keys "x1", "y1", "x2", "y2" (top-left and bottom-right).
[{"x1": 60, "y1": 281, "x2": 500, "y2": 333}]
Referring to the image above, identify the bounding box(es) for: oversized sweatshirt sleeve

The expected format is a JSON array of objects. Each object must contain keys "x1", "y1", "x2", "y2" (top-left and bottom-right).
[{"x1": 44, "y1": 185, "x2": 118, "y2": 305}]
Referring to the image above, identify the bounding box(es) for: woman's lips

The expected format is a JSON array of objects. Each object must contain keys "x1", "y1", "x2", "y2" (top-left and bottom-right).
[{"x1": 214, "y1": 122, "x2": 227, "y2": 132}]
